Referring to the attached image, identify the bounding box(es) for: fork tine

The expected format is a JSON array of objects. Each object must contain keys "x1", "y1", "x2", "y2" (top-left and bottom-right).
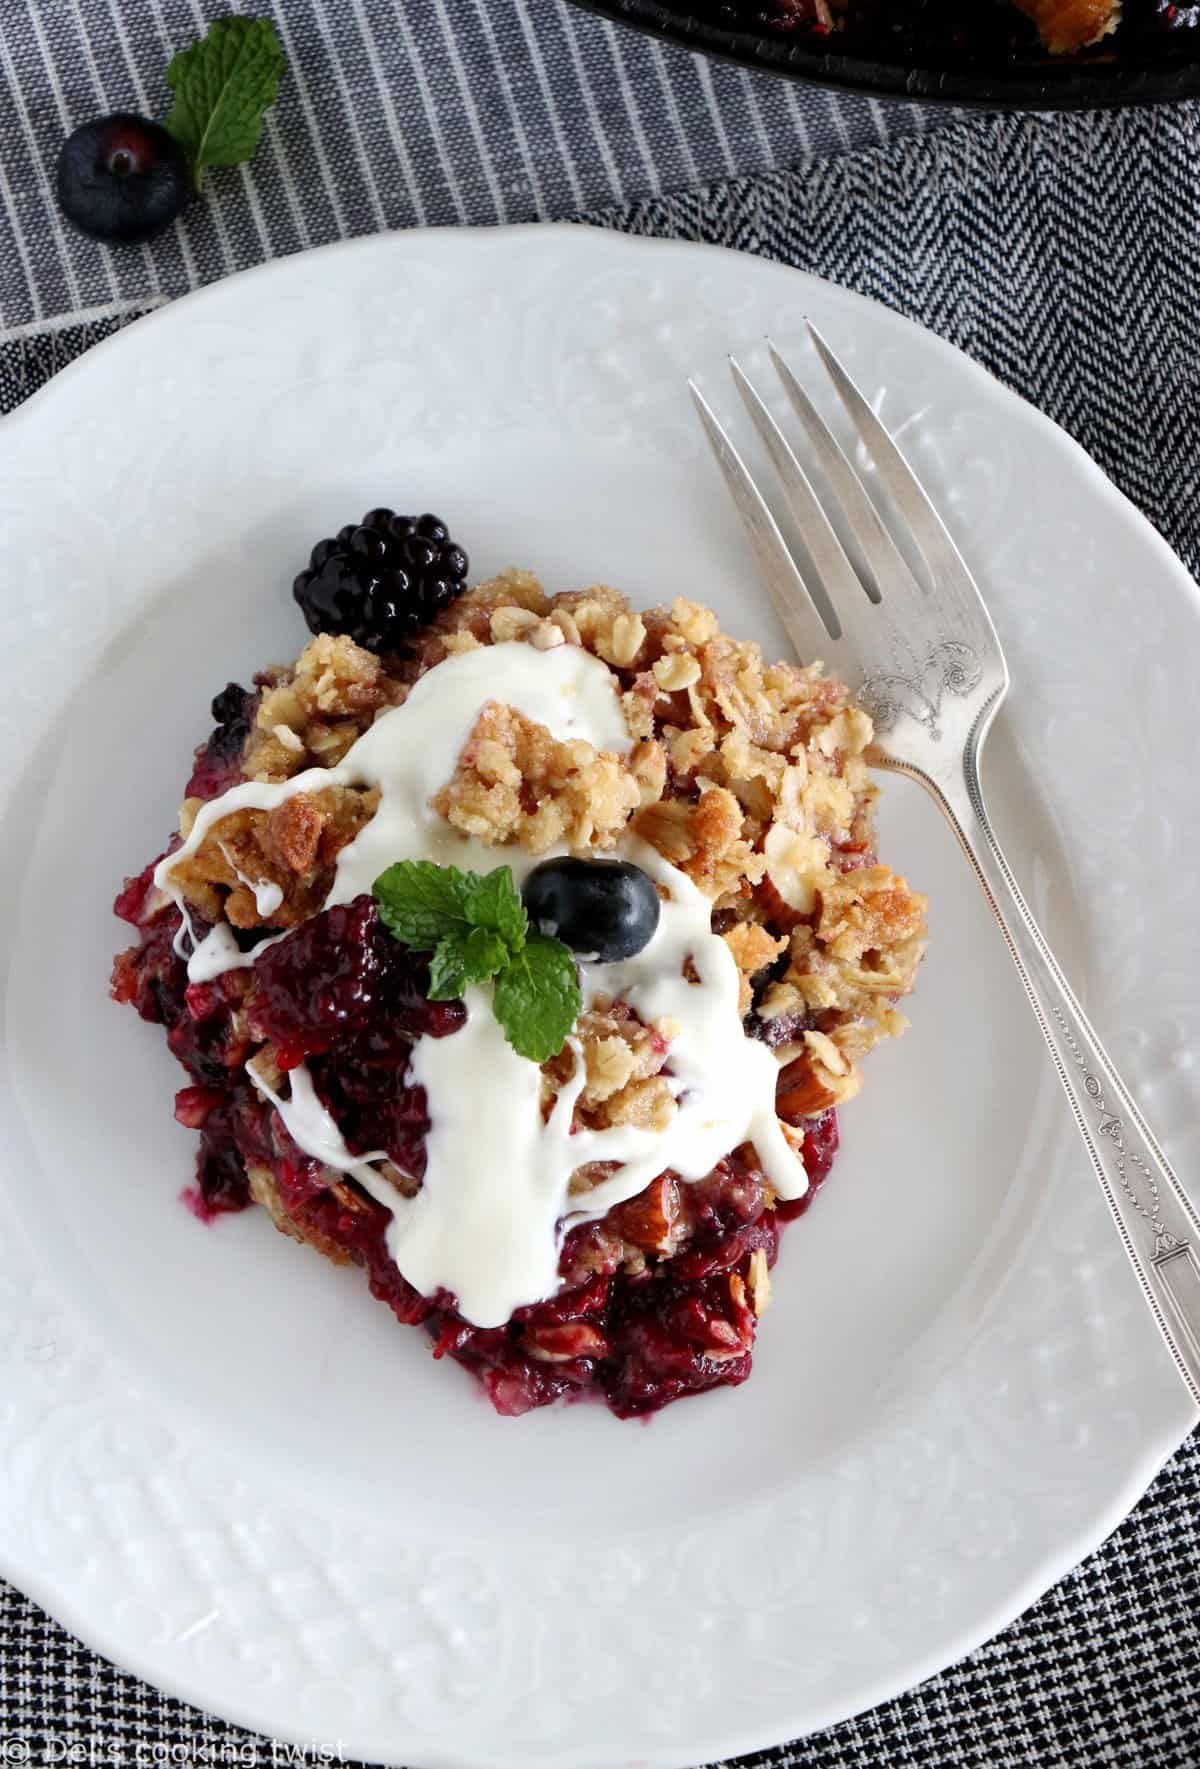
[
  {"x1": 804, "y1": 321, "x2": 977, "y2": 595},
  {"x1": 729, "y1": 356, "x2": 861, "y2": 638},
  {"x1": 768, "y1": 339, "x2": 923, "y2": 604},
  {"x1": 688, "y1": 380, "x2": 837, "y2": 661}
]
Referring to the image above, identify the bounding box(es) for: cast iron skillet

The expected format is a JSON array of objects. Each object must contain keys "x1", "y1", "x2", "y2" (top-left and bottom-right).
[{"x1": 569, "y1": 0, "x2": 1200, "y2": 108}]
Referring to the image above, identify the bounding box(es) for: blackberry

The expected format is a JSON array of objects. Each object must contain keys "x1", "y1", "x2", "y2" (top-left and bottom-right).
[
  {"x1": 247, "y1": 896, "x2": 465, "y2": 1063},
  {"x1": 293, "y1": 509, "x2": 469, "y2": 654},
  {"x1": 186, "y1": 681, "x2": 257, "y2": 801}
]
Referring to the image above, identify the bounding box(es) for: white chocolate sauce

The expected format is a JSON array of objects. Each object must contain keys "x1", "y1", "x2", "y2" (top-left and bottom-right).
[
  {"x1": 157, "y1": 642, "x2": 807, "y2": 1327},
  {"x1": 218, "y1": 844, "x2": 284, "y2": 920}
]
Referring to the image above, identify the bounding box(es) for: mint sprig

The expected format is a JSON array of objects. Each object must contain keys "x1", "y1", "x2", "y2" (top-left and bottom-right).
[
  {"x1": 374, "y1": 861, "x2": 581, "y2": 1063},
  {"x1": 164, "y1": 17, "x2": 285, "y2": 190}
]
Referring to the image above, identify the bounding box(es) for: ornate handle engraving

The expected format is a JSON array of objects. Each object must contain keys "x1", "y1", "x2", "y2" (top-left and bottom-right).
[
  {"x1": 921, "y1": 761, "x2": 1200, "y2": 1409},
  {"x1": 1053, "y1": 1008, "x2": 1171, "y2": 1244},
  {"x1": 1053, "y1": 1006, "x2": 1200, "y2": 1363},
  {"x1": 858, "y1": 639, "x2": 982, "y2": 739}
]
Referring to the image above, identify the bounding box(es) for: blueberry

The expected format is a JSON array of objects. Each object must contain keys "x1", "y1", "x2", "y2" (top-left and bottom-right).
[
  {"x1": 522, "y1": 858, "x2": 660, "y2": 963},
  {"x1": 56, "y1": 113, "x2": 191, "y2": 245}
]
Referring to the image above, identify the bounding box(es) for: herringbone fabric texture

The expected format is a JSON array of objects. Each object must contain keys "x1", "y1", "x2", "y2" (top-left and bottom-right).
[{"x1": 2, "y1": 102, "x2": 1199, "y2": 1769}]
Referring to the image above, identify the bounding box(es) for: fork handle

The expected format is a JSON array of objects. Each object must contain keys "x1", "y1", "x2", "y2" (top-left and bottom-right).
[{"x1": 889, "y1": 753, "x2": 1200, "y2": 1412}]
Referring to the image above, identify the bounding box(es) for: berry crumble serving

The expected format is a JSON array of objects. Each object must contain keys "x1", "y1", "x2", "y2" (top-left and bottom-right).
[
  {"x1": 729, "y1": 0, "x2": 1197, "y2": 56},
  {"x1": 111, "y1": 509, "x2": 927, "y2": 1418}
]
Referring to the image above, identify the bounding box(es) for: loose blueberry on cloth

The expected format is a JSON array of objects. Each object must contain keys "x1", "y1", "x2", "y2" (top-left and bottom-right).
[{"x1": 55, "y1": 17, "x2": 284, "y2": 244}]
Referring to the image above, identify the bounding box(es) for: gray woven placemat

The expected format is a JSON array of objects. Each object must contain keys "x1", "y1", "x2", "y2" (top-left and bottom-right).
[
  {"x1": 0, "y1": 0, "x2": 937, "y2": 335},
  {"x1": 2, "y1": 101, "x2": 1200, "y2": 1769}
]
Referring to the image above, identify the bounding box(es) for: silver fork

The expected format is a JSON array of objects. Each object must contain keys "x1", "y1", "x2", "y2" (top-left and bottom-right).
[{"x1": 692, "y1": 328, "x2": 1200, "y2": 1409}]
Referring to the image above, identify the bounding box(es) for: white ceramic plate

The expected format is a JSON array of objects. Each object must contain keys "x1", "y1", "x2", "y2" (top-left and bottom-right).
[{"x1": 0, "y1": 227, "x2": 1197, "y2": 1769}]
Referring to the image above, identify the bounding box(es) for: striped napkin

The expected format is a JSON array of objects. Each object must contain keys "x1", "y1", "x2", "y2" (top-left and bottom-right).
[{"x1": 0, "y1": 0, "x2": 936, "y2": 336}]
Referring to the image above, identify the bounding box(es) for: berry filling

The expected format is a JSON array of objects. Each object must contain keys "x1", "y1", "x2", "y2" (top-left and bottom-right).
[
  {"x1": 247, "y1": 896, "x2": 465, "y2": 1067},
  {"x1": 112, "y1": 848, "x2": 840, "y2": 1419}
]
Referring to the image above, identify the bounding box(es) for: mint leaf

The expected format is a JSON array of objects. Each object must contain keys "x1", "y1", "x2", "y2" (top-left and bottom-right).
[
  {"x1": 372, "y1": 859, "x2": 578, "y2": 1061},
  {"x1": 464, "y1": 867, "x2": 528, "y2": 951},
  {"x1": 493, "y1": 935, "x2": 581, "y2": 1063},
  {"x1": 427, "y1": 935, "x2": 470, "y2": 1002},
  {"x1": 374, "y1": 860, "x2": 477, "y2": 950},
  {"x1": 460, "y1": 925, "x2": 510, "y2": 981},
  {"x1": 164, "y1": 17, "x2": 285, "y2": 188},
  {"x1": 427, "y1": 926, "x2": 509, "y2": 1001}
]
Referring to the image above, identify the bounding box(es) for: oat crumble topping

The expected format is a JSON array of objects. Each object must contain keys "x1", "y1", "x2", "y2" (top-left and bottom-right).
[{"x1": 163, "y1": 570, "x2": 925, "y2": 1147}]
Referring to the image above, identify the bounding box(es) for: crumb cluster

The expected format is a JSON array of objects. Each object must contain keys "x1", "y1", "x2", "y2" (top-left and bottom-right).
[{"x1": 163, "y1": 571, "x2": 925, "y2": 1150}]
